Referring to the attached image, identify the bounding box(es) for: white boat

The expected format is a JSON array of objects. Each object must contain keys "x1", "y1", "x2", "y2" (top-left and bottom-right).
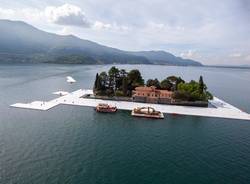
[
  {"x1": 52, "y1": 91, "x2": 69, "y2": 96},
  {"x1": 66, "y1": 76, "x2": 76, "y2": 83},
  {"x1": 131, "y1": 107, "x2": 164, "y2": 119}
]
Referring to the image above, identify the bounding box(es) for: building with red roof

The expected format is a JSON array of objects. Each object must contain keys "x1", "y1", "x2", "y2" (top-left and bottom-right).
[{"x1": 132, "y1": 86, "x2": 173, "y2": 104}]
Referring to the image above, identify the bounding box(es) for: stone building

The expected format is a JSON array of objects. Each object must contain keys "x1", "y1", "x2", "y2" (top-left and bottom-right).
[{"x1": 132, "y1": 86, "x2": 173, "y2": 104}]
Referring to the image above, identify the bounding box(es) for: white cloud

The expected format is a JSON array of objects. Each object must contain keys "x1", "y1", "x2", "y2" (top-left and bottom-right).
[
  {"x1": 45, "y1": 4, "x2": 90, "y2": 27},
  {"x1": 180, "y1": 50, "x2": 200, "y2": 59},
  {"x1": 229, "y1": 53, "x2": 242, "y2": 58},
  {"x1": 93, "y1": 21, "x2": 130, "y2": 32},
  {"x1": 43, "y1": 4, "x2": 130, "y2": 31},
  {"x1": 0, "y1": 4, "x2": 129, "y2": 32},
  {"x1": 57, "y1": 26, "x2": 73, "y2": 35},
  {"x1": 93, "y1": 21, "x2": 112, "y2": 30},
  {"x1": 0, "y1": 7, "x2": 43, "y2": 22},
  {"x1": 0, "y1": 7, "x2": 15, "y2": 18},
  {"x1": 148, "y1": 22, "x2": 166, "y2": 30},
  {"x1": 245, "y1": 55, "x2": 250, "y2": 62}
]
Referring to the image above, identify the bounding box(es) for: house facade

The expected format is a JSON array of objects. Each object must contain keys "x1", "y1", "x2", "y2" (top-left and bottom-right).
[{"x1": 132, "y1": 86, "x2": 173, "y2": 104}]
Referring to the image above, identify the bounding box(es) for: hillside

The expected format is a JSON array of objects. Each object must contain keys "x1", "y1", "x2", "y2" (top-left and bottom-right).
[
  {"x1": 0, "y1": 19, "x2": 202, "y2": 66},
  {"x1": 130, "y1": 51, "x2": 201, "y2": 66}
]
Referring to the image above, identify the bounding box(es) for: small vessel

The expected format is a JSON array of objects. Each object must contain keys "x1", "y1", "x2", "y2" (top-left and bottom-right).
[
  {"x1": 131, "y1": 107, "x2": 164, "y2": 119},
  {"x1": 96, "y1": 103, "x2": 117, "y2": 113},
  {"x1": 52, "y1": 91, "x2": 69, "y2": 96},
  {"x1": 66, "y1": 76, "x2": 76, "y2": 84}
]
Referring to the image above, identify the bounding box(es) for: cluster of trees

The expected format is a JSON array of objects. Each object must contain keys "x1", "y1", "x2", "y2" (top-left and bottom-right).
[
  {"x1": 144, "y1": 75, "x2": 212, "y2": 102},
  {"x1": 93, "y1": 66, "x2": 144, "y2": 96},
  {"x1": 173, "y1": 76, "x2": 213, "y2": 101},
  {"x1": 94, "y1": 66, "x2": 213, "y2": 102},
  {"x1": 146, "y1": 76, "x2": 185, "y2": 91}
]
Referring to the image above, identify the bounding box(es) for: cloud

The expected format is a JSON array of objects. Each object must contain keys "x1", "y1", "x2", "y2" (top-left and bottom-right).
[
  {"x1": 93, "y1": 21, "x2": 130, "y2": 32},
  {"x1": 229, "y1": 53, "x2": 242, "y2": 58},
  {"x1": 44, "y1": 4, "x2": 130, "y2": 31},
  {"x1": 0, "y1": 7, "x2": 15, "y2": 18},
  {"x1": 229, "y1": 53, "x2": 250, "y2": 62},
  {"x1": 57, "y1": 26, "x2": 73, "y2": 35},
  {"x1": 180, "y1": 50, "x2": 200, "y2": 59},
  {"x1": 0, "y1": 7, "x2": 45, "y2": 25},
  {"x1": 93, "y1": 21, "x2": 112, "y2": 30},
  {"x1": 245, "y1": 55, "x2": 250, "y2": 62},
  {"x1": 45, "y1": 4, "x2": 90, "y2": 27}
]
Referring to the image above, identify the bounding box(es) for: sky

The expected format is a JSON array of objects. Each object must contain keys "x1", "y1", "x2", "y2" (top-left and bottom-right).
[{"x1": 0, "y1": 0, "x2": 250, "y2": 65}]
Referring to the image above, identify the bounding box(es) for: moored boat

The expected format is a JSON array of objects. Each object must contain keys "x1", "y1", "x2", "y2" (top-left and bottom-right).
[
  {"x1": 96, "y1": 103, "x2": 117, "y2": 113},
  {"x1": 131, "y1": 107, "x2": 164, "y2": 119}
]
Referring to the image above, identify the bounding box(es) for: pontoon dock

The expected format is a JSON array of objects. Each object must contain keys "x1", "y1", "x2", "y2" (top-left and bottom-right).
[{"x1": 10, "y1": 89, "x2": 250, "y2": 121}]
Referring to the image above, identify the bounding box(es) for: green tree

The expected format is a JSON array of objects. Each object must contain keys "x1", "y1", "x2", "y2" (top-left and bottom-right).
[
  {"x1": 128, "y1": 69, "x2": 144, "y2": 88},
  {"x1": 116, "y1": 69, "x2": 127, "y2": 90},
  {"x1": 160, "y1": 79, "x2": 172, "y2": 90},
  {"x1": 175, "y1": 80, "x2": 213, "y2": 101},
  {"x1": 146, "y1": 78, "x2": 161, "y2": 89},
  {"x1": 96, "y1": 75, "x2": 102, "y2": 91},
  {"x1": 122, "y1": 77, "x2": 128, "y2": 96},
  {"x1": 93, "y1": 73, "x2": 99, "y2": 91},
  {"x1": 99, "y1": 72, "x2": 108, "y2": 89},
  {"x1": 167, "y1": 76, "x2": 185, "y2": 91},
  {"x1": 108, "y1": 66, "x2": 120, "y2": 91},
  {"x1": 199, "y1": 76, "x2": 207, "y2": 94},
  {"x1": 120, "y1": 69, "x2": 127, "y2": 78}
]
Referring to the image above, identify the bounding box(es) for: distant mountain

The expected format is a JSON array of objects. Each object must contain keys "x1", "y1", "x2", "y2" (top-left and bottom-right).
[
  {"x1": 0, "y1": 19, "x2": 202, "y2": 66},
  {"x1": 130, "y1": 51, "x2": 202, "y2": 66}
]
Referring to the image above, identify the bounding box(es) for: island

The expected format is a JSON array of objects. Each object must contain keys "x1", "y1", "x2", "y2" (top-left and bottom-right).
[
  {"x1": 10, "y1": 71, "x2": 250, "y2": 120},
  {"x1": 93, "y1": 66, "x2": 213, "y2": 107}
]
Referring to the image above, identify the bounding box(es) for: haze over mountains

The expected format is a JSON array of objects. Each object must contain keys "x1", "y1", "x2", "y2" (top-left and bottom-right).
[{"x1": 0, "y1": 19, "x2": 202, "y2": 66}]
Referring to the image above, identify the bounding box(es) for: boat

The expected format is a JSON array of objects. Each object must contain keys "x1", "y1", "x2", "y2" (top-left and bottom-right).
[
  {"x1": 66, "y1": 76, "x2": 76, "y2": 84},
  {"x1": 131, "y1": 107, "x2": 164, "y2": 119},
  {"x1": 52, "y1": 91, "x2": 69, "y2": 96},
  {"x1": 95, "y1": 103, "x2": 117, "y2": 113}
]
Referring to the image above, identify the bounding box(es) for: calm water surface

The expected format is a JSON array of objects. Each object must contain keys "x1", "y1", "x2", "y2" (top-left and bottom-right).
[{"x1": 0, "y1": 64, "x2": 250, "y2": 184}]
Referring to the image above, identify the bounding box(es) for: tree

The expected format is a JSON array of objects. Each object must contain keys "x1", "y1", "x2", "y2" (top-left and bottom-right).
[
  {"x1": 199, "y1": 76, "x2": 206, "y2": 94},
  {"x1": 167, "y1": 76, "x2": 185, "y2": 91},
  {"x1": 96, "y1": 75, "x2": 102, "y2": 91},
  {"x1": 99, "y1": 72, "x2": 108, "y2": 89},
  {"x1": 115, "y1": 69, "x2": 127, "y2": 90},
  {"x1": 146, "y1": 79, "x2": 154, "y2": 87},
  {"x1": 93, "y1": 73, "x2": 99, "y2": 91},
  {"x1": 122, "y1": 77, "x2": 128, "y2": 96},
  {"x1": 160, "y1": 79, "x2": 172, "y2": 90},
  {"x1": 146, "y1": 78, "x2": 161, "y2": 89},
  {"x1": 175, "y1": 80, "x2": 213, "y2": 101},
  {"x1": 108, "y1": 66, "x2": 120, "y2": 91},
  {"x1": 128, "y1": 69, "x2": 144, "y2": 89},
  {"x1": 108, "y1": 66, "x2": 120, "y2": 77},
  {"x1": 120, "y1": 69, "x2": 127, "y2": 78}
]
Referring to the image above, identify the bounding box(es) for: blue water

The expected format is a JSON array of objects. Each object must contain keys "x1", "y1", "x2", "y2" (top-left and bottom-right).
[{"x1": 1, "y1": 64, "x2": 250, "y2": 184}]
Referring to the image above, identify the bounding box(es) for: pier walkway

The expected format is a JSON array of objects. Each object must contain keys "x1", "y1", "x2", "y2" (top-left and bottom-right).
[{"x1": 11, "y1": 89, "x2": 250, "y2": 121}]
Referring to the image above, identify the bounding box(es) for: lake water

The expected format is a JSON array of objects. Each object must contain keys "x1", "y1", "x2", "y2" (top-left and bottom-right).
[{"x1": 1, "y1": 64, "x2": 250, "y2": 184}]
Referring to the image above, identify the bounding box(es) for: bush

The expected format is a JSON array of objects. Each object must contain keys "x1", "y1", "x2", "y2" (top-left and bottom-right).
[
  {"x1": 106, "y1": 89, "x2": 114, "y2": 96},
  {"x1": 115, "y1": 90, "x2": 124, "y2": 97},
  {"x1": 174, "y1": 80, "x2": 213, "y2": 102}
]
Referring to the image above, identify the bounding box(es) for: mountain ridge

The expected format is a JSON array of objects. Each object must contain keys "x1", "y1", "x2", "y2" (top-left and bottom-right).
[{"x1": 0, "y1": 19, "x2": 202, "y2": 66}]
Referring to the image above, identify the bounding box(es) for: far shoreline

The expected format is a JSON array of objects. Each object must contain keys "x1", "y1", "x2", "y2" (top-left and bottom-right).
[{"x1": 1, "y1": 62, "x2": 250, "y2": 70}]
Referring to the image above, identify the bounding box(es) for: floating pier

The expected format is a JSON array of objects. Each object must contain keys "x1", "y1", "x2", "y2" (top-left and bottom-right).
[{"x1": 10, "y1": 89, "x2": 250, "y2": 121}]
